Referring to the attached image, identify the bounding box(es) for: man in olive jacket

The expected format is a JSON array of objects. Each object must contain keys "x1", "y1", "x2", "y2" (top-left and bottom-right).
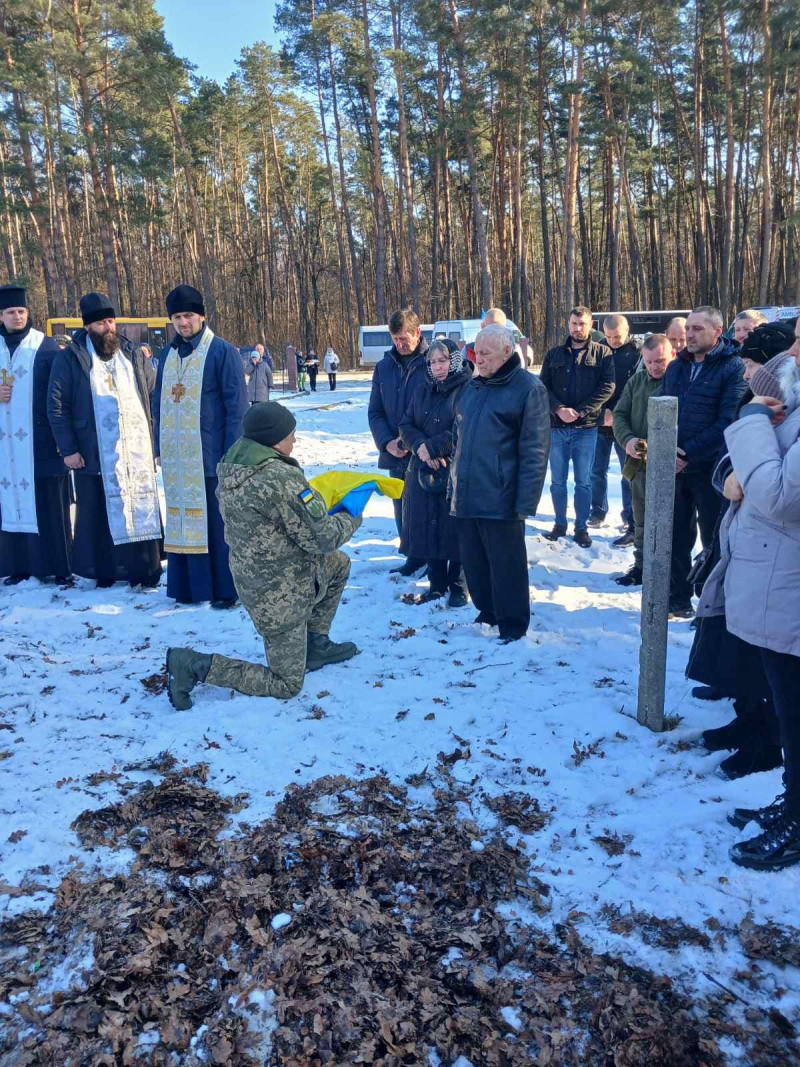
[
  {"x1": 167, "y1": 403, "x2": 361, "y2": 708},
  {"x1": 450, "y1": 324, "x2": 550, "y2": 642},
  {"x1": 612, "y1": 334, "x2": 675, "y2": 586}
]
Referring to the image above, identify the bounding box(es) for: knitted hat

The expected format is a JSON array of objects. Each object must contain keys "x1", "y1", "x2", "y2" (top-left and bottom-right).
[
  {"x1": 166, "y1": 284, "x2": 205, "y2": 318},
  {"x1": 0, "y1": 284, "x2": 27, "y2": 311},
  {"x1": 80, "y1": 291, "x2": 115, "y2": 326},
  {"x1": 740, "y1": 320, "x2": 796, "y2": 366},
  {"x1": 242, "y1": 402, "x2": 297, "y2": 447},
  {"x1": 750, "y1": 353, "x2": 793, "y2": 401}
]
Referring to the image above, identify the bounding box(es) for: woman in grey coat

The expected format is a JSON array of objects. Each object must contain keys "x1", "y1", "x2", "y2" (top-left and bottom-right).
[
  {"x1": 245, "y1": 350, "x2": 273, "y2": 404},
  {"x1": 697, "y1": 315, "x2": 800, "y2": 872}
]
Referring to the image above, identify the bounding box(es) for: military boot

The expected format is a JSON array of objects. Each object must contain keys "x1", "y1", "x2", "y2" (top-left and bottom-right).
[
  {"x1": 167, "y1": 647, "x2": 213, "y2": 710},
  {"x1": 306, "y1": 632, "x2": 358, "y2": 672}
]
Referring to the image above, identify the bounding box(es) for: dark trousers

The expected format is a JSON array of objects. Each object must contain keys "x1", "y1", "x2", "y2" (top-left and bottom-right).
[
  {"x1": 761, "y1": 647, "x2": 800, "y2": 818},
  {"x1": 591, "y1": 432, "x2": 633, "y2": 527},
  {"x1": 427, "y1": 558, "x2": 465, "y2": 595},
  {"x1": 669, "y1": 467, "x2": 722, "y2": 602},
  {"x1": 328, "y1": 373, "x2": 337, "y2": 390},
  {"x1": 457, "y1": 517, "x2": 529, "y2": 639},
  {"x1": 308, "y1": 370, "x2": 317, "y2": 391}
]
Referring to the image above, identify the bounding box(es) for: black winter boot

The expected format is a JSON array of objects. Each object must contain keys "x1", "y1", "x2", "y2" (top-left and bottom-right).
[
  {"x1": 542, "y1": 525, "x2": 567, "y2": 542},
  {"x1": 448, "y1": 588, "x2": 468, "y2": 608},
  {"x1": 306, "y1": 632, "x2": 358, "y2": 671},
  {"x1": 728, "y1": 793, "x2": 786, "y2": 831},
  {"x1": 693, "y1": 685, "x2": 725, "y2": 702},
  {"x1": 614, "y1": 566, "x2": 642, "y2": 587},
  {"x1": 573, "y1": 529, "x2": 592, "y2": 548},
  {"x1": 390, "y1": 558, "x2": 426, "y2": 576},
  {"x1": 167, "y1": 647, "x2": 213, "y2": 711},
  {"x1": 701, "y1": 716, "x2": 753, "y2": 753},
  {"x1": 730, "y1": 812, "x2": 800, "y2": 871},
  {"x1": 612, "y1": 528, "x2": 636, "y2": 547},
  {"x1": 717, "y1": 743, "x2": 783, "y2": 780}
]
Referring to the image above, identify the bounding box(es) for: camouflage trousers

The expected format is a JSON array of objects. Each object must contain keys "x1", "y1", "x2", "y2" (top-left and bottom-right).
[{"x1": 204, "y1": 550, "x2": 350, "y2": 700}]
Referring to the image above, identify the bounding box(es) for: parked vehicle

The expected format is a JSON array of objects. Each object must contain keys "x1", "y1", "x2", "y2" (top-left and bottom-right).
[
  {"x1": 47, "y1": 316, "x2": 175, "y2": 350},
  {"x1": 359, "y1": 324, "x2": 434, "y2": 365},
  {"x1": 432, "y1": 318, "x2": 523, "y2": 346},
  {"x1": 593, "y1": 309, "x2": 691, "y2": 335}
]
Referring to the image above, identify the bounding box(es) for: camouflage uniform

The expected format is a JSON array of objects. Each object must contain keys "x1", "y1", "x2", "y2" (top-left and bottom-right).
[{"x1": 207, "y1": 437, "x2": 361, "y2": 698}]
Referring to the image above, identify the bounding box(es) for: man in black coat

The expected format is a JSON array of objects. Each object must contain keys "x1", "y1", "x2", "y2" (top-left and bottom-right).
[
  {"x1": 660, "y1": 305, "x2": 745, "y2": 618},
  {"x1": 589, "y1": 313, "x2": 641, "y2": 544},
  {"x1": 539, "y1": 306, "x2": 615, "y2": 547},
  {"x1": 449, "y1": 324, "x2": 550, "y2": 642},
  {"x1": 48, "y1": 292, "x2": 162, "y2": 589},
  {"x1": 0, "y1": 284, "x2": 72, "y2": 584},
  {"x1": 368, "y1": 307, "x2": 429, "y2": 575}
]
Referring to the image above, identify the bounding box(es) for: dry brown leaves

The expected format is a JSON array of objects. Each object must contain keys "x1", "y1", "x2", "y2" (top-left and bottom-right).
[
  {"x1": 738, "y1": 915, "x2": 800, "y2": 968},
  {"x1": 0, "y1": 767, "x2": 795, "y2": 1066}
]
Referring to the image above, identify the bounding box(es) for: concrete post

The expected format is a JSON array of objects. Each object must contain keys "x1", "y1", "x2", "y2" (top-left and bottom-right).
[{"x1": 637, "y1": 395, "x2": 679, "y2": 731}]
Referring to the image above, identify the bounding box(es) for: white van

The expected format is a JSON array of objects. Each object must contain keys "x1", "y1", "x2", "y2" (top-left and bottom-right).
[
  {"x1": 358, "y1": 324, "x2": 434, "y2": 365},
  {"x1": 432, "y1": 318, "x2": 524, "y2": 347}
]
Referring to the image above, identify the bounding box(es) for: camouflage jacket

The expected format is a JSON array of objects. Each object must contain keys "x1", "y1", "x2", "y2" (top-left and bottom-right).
[{"x1": 216, "y1": 438, "x2": 361, "y2": 634}]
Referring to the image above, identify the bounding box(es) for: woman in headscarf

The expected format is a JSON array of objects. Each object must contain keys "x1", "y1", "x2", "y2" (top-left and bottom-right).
[{"x1": 398, "y1": 339, "x2": 472, "y2": 606}]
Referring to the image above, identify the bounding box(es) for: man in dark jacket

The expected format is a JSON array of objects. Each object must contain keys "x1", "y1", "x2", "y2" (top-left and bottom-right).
[
  {"x1": 589, "y1": 314, "x2": 641, "y2": 543},
  {"x1": 539, "y1": 306, "x2": 615, "y2": 546},
  {"x1": 450, "y1": 324, "x2": 549, "y2": 642},
  {"x1": 368, "y1": 307, "x2": 429, "y2": 575},
  {"x1": 660, "y1": 305, "x2": 745, "y2": 618},
  {"x1": 48, "y1": 292, "x2": 162, "y2": 588}
]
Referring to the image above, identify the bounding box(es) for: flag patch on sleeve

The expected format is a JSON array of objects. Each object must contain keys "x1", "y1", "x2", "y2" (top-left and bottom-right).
[{"x1": 298, "y1": 487, "x2": 326, "y2": 519}]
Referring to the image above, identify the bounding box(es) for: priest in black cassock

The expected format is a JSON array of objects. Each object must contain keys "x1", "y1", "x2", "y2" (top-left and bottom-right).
[
  {"x1": 47, "y1": 292, "x2": 162, "y2": 588},
  {"x1": 152, "y1": 285, "x2": 247, "y2": 608},
  {"x1": 0, "y1": 284, "x2": 72, "y2": 585}
]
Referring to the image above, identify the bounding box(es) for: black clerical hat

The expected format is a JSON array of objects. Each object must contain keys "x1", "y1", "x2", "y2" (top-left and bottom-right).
[
  {"x1": 0, "y1": 284, "x2": 27, "y2": 311},
  {"x1": 166, "y1": 284, "x2": 205, "y2": 318},
  {"x1": 80, "y1": 291, "x2": 115, "y2": 326}
]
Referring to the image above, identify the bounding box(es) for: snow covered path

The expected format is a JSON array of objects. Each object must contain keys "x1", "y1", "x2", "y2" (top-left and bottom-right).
[{"x1": 1, "y1": 377, "x2": 798, "y2": 1025}]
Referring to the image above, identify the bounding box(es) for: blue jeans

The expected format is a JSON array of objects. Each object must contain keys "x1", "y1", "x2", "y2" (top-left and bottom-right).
[
  {"x1": 549, "y1": 427, "x2": 598, "y2": 532},
  {"x1": 590, "y1": 432, "x2": 633, "y2": 527}
]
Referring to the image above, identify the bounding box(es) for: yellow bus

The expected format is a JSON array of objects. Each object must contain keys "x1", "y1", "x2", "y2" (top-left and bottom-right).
[{"x1": 46, "y1": 316, "x2": 175, "y2": 350}]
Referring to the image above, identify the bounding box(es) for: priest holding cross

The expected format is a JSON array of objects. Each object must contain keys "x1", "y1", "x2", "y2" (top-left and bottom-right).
[
  {"x1": 153, "y1": 284, "x2": 247, "y2": 609},
  {"x1": 0, "y1": 283, "x2": 72, "y2": 585},
  {"x1": 47, "y1": 292, "x2": 162, "y2": 588}
]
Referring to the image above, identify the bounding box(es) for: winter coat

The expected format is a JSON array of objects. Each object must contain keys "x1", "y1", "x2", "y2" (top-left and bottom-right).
[
  {"x1": 368, "y1": 339, "x2": 429, "y2": 473},
  {"x1": 598, "y1": 339, "x2": 641, "y2": 437},
  {"x1": 449, "y1": 354, "x2": 550, "y2": 521},
  {"x1": 216, "y1": 437, "x2": 361, "y2": 636},
  {"x1": 323, "y1": 351, "x2": 339, "y2": 374},
  {"x1": 0, "y1": 325, "x2": 65, "y2": 479},
  {"x1": 306, "y1": 353, "x2": 320, "y2": 376},
  {"x1": 153, "y1": 331, "x2": 247, "y2": 477},
  {"x1": 697, "y1": 401, "x2": 800, "y2": 658},
  {"x1": 539, "y1": 337, "x2": 615, "y2": 429},
  {"x1": 398, "y1": 364, "x2": 472, "y2": 560},
  {"x1": 659, "y1": 338, "x2": 745, "y2": 466},
  {"x1": 47, "y1": 329, "x2": 153, "y2": 475},
  {"x1": 612, "y1": 367, "x2": 664, "y2": 479},
  {"x1": 245, "y1": 357, "x2": 273, "y2": 403}
]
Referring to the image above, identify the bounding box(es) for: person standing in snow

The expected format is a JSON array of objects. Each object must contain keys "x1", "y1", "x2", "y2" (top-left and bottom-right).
[
  {"x1": 0, "y1": 284, "x2": 72, "y2": 585},
  {"x1": 660, "y1": 306, "x2": 745, "y2": 619},
  {"x1": 167, "y1": 402, "x2": 360, "y2": 707},
  {"x1": 306, "y1": 348, "x2": 320, "y2": 392},
  {"x1": 324, "y1": 346, "x2": 339, "y2": 390},
  {"x1": 368, "y1": 309, "x2": 429, "y2": 575},
  {"x1": 449, "y1": 324, "x2": 550, "y2": 642},
  {"x1": 398, "y1": 339, "x2": 471, "y2": 607},
  {"x1": 245, "y1": 347, "x2": 273, "y2": 405},
  {"x1": 611, "y1": 333, "x2": 675, "y2": 587}
]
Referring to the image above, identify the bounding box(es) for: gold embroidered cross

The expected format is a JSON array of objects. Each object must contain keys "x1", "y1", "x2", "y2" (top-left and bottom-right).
[
  {"x1": 1, "y1": 368, "x2": 14, "y2": 387},
  {"x1": 171, "y1": 382, "x2": 186, "y2": 403}
]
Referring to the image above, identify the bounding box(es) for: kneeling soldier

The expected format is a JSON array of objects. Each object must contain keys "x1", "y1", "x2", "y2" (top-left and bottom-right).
[{"x1": 167, "y1": 402, "x2": 360, "y2": 707}]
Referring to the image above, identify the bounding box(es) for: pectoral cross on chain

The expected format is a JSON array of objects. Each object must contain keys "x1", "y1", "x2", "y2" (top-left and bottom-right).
[
  {"x1": 107, "y1": 372, "x2": 114, "y2": 391},
  {"x1": 171, "y1": 382, "x2": 186, "y2": 403},
  {"x1": 1, "y1": 368, "x2": 14, "y2": 387}
]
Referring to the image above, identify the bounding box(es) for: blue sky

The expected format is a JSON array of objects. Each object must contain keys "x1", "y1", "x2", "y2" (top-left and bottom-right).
[{"x1": 155, "y1": 0, "x2": 280, "y2": 84}]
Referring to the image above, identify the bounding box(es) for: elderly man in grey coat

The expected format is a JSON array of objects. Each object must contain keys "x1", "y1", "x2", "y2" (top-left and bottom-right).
[
  {"x1": 697, "y1": 314, "x2": 800, "y2": 873},
  {"x1": 449, "y1": 323, "x2": 550, "y2": 642}
]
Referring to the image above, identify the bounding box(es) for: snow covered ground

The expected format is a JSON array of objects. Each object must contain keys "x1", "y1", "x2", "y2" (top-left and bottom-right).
[{"x1": 1, "y1": 376, "x2": 798, "y2": 1029}]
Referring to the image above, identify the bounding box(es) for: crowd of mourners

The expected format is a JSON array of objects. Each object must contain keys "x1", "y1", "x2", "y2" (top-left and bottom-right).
[
  {"x1": 368, "y1": 304, "x2": 800, "y2": 874},
  {"x1": 1, "y1": 280, "x2": 799, "y2": 873}
]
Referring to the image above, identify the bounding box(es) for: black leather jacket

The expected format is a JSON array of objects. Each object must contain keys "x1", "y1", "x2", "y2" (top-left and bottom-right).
[
  {"x1": 540, "y1": 337, "x2": 615, "y2": 429},
  {"x1": 449, "y1": 355, "x2": 550, "y2": 520}
]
